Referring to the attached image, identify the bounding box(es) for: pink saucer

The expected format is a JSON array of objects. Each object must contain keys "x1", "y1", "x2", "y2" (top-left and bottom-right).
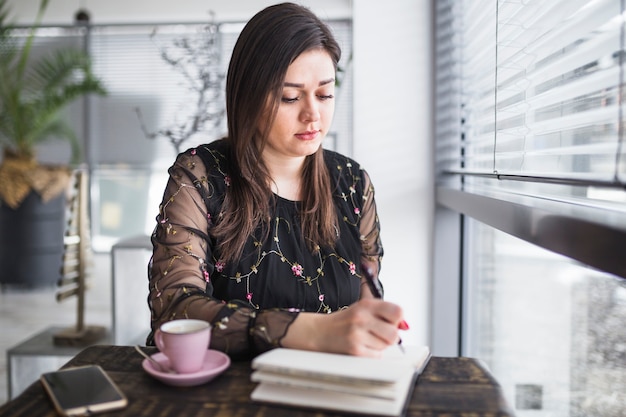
[{"x1": 142, "y1": 350, "x2": 231, "y2": 387}]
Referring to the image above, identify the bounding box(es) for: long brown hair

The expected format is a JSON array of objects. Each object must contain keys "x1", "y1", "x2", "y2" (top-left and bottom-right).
[{"x1": 212, "y1": 2, "x2": 342, "y2": 263}]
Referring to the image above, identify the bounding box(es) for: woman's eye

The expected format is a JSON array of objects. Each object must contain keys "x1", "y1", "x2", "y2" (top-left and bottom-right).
[{"x1": 281, "y1": 94, "x2": 334, "y2": 103}]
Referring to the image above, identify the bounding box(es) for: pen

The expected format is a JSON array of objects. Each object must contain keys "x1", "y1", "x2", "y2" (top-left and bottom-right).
[{"x1": 361, "y1": 265, "x2": 409, "y2": 352}]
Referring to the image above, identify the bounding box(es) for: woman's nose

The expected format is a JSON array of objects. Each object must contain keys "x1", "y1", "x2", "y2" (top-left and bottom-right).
[{"x1": 300, "y1": 97, "x2": 320, "y2": 122}]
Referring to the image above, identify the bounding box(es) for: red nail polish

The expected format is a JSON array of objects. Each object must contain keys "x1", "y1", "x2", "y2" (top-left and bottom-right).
[{"x1": 399, "y1": 320, "x2": 409, "y2": 330}]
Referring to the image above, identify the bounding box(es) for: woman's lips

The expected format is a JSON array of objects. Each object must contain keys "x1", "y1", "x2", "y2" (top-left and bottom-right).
[{"x1": 295, "y1": 130, "x2": 320, "y2": 141}]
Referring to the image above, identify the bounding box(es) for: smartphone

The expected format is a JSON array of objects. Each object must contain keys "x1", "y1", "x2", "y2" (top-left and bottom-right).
[{"x1": 40, "y1": 365, "x2": 128, "y2": 416}]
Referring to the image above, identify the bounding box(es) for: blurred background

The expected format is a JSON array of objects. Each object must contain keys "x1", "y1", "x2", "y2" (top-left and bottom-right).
[{"x1": 2, "y1": 1, "x2": 625, "y2": 416}]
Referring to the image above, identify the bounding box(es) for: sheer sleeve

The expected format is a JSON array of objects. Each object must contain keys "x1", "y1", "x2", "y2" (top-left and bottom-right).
[
  {"x1": 147, "y1": 150, "x2": 298, "y2": 359},
  {"x1": 358, "y1": 169, "x2": 385, "y2": 295}
]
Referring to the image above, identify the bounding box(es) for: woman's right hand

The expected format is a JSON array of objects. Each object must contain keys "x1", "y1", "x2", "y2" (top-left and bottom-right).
[{"x1": 280, "y1": 298, "x2": 406, "y2": 357}]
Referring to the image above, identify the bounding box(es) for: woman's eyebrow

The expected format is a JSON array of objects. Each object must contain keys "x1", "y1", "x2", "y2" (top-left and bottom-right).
[{"x1": 284, "y1": 78, "x2": 335, "y2": 88}]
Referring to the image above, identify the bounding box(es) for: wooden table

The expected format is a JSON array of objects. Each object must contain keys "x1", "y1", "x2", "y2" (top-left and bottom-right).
[{"x1": 0, "y1": 345, "x2": 513, "y2": 416}]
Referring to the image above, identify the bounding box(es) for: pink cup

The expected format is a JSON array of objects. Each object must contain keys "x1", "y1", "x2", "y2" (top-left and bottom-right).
[{"x1": 154, "y1": 319, "x2": 211, "y2": 374}]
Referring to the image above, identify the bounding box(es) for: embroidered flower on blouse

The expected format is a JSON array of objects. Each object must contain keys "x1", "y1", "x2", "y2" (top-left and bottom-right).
[
  {"x1": 354, "y1": 207, "x2": 360, "y2": 215},
  {"x1": 246, "y1": 292, "x2": 253, "y2": 301},
  {"x1": 349, "y1": 262, "x2": 356, "y2": 275},
  {"x1": 215, "y1": 260, "x2": 225, "y2": 272},
  {"x1": 291, "y1": 263, "x2": 303, "y2": 277},
  {"x1": 224, "y1": 175, "x2": 231, "y2": 186},
  {"x1": 319, "y1": 294, "x2": 325, "y2": 302},
  {"x1": 191, "y1": 148, "x2": 197, "y2": 155}
]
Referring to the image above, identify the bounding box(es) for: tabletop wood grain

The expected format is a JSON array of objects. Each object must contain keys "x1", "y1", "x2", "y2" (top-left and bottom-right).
[{"x1": 0, "y1": 345, "x2": 513, "y2": 417}]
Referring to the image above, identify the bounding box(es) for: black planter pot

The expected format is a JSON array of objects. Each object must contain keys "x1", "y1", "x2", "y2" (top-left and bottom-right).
[{"x1": 0, "y1": 191, "x2": 65, "y2": 287}]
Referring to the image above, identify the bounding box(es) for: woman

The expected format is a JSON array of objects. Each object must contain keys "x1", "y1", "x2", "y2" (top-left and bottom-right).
[{"x1": 148, "y1": 2, "x2": 407, "y2": 359}]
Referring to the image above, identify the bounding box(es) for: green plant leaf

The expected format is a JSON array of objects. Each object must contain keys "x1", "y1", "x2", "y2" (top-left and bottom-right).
[{"x1": 0, "y1": 0, "x2": 106, "y2": 163}]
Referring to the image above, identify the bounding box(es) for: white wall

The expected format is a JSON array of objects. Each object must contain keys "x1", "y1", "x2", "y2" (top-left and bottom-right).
[
  {"x1": 7, "y1": 0, "x2": 434, "y2": 347},
  {"x1": 352, "y1": 1, "x2": 433, "y2": 346}
]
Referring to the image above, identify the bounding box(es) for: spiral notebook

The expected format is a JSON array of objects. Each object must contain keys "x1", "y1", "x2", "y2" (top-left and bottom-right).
[{"x1": 250, "y1": 345, "x2": 431, "y2": 416}]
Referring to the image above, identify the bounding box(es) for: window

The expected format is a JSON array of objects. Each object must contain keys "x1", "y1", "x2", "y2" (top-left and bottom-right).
[{"x1": 434, "y1": 1, "x2": 626, "y2": 415}]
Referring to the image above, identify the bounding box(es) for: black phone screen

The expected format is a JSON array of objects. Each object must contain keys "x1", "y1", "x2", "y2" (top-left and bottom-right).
[{"x1": 41, "y1": 365, "x2": 127, "y2": 415}]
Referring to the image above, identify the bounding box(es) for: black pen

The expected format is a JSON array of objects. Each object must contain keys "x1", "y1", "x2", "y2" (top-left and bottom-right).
[{"x1": 361, "y1": 265, "x2": 408, "y2": 353}]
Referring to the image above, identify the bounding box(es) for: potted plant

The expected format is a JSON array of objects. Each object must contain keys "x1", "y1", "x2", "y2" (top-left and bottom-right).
[{"x1": 0, "y1": 0, "x2": 106, "y2": 287}]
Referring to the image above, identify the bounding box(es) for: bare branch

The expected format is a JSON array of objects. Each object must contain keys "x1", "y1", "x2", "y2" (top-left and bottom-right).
[{"x1": 137, "y1": 14, "x2": 225, "y2": 154}]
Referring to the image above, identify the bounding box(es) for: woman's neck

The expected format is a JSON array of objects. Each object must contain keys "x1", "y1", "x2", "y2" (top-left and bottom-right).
[{"x1": 263, "y1": 154, "x2": 305, "y2": 201}]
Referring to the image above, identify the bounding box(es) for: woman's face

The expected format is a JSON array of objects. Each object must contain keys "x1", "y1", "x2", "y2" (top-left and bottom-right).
[{"x1": 260, "y1": 49, "x2": 336, "y2": 163}]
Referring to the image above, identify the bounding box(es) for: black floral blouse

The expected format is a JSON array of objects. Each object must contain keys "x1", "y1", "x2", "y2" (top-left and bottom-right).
[{"x1": 148, "y1": 139, "x2": 383, "y2": 359}]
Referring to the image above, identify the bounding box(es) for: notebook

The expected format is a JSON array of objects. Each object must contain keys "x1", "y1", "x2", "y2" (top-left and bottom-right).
[{"x1": 250, "y1": 345, "x2": 431, "y2": 416}]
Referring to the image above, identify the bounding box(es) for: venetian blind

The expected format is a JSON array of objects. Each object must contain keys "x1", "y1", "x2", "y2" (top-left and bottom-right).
[{"x1": 437, "y1": 0, "x2": 626, "y2": 204}]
